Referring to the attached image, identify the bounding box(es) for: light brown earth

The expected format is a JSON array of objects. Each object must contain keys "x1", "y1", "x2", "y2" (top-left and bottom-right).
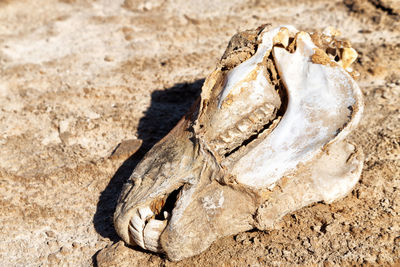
[{"x1": 0, "y1": 0, "x2": 399, "y2": 266}]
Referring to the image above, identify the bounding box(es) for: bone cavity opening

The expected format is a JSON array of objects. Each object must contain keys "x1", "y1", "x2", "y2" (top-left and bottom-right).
[{"x1": 232, "y1": 32, "x2": 357, "y2": 188}]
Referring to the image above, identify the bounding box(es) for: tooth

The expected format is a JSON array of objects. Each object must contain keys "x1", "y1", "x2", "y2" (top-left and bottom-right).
[
  {"x1": 129, "y1": 224, "x2": 145, "y2": 248},
  {"x1": 216, "y1": 147, "x2": 226, "y2": 155},
  {"x1": 254, "y1": 108, "x2": 265, "y2": 119},
  {"x1": 163, "y1": 211, "x2": 169, "y2": 220},
  {"x1": 227, "y1": 129, "x2": 240, "y2": 140},
  {"x1": 220, "y1": 132, "x2": 231, "y2": 143},
  {"x1": 259, "y1": 105, "x2": 274, "y2": 116},
  {"x1": 130, "y1": 221, "x2": 142, "y2": 232},
  {"x1": 138, "y1": 206, "x2": 153, "y2": 220},
  {"x1": 212, "y1": 139, "x2": 226, "y2": 150},
  {"x1": 143, "y1": 219, "x2": 168, "y2": 252},
  {"x1": 131, "y1": 214, "x2": 145, "y2": 229},
  {"x1": 248, "y1": 113, "x2": 259, "y2": 123},
  {"x1": 236, "y1": 119, "x2": 251, "y2": 133},
  {"x1": 129, "y1": 214, "x2": 146, "y2": 248}
]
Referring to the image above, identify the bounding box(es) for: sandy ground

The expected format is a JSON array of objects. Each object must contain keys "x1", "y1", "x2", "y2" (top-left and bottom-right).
[{"x1": 0, "y1": 0, "x2": 399, "y2": 266}]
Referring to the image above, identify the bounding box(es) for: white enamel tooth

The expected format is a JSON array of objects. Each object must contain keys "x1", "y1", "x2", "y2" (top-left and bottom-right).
[
  {"x1": 248, "y1": 113, "x2": 259, "y2": 123},
  {"x1": 259, "y1": 105, "x2": 274, "y2": 115},
  {"x1": 220, "y1": 133, "x2": 232, "y2": 143},
  {"x1": 227, "y1": 129, "x2": 239, "y2": 140},
  {"x1": 128, "y1": 224, "x2": 145, "y2": 248},
  {"x1": 138, "y1": 206, "x2": 153, "y2": 220},
  {"x1": 163, "y1": 211, "x2": 169, "y2": 220},
  {"x1": 128, "y1": 224, "x2": 142, "y2": 240},
  {"x1": 255, "y1": 108, "x2": 265, "y2": 119},
  {"x1": 143, "y1": 219, "x2": 168, "y2": 252},
  {"x1": 130, "y1": 222, "x2": 141, "y2": 232},
  {"x1": 131, "y1": 214, "x2": 145, "y2": 229},
  {"x1": 144, "y1": 234, "x2": 160, "y2": 248},
  {"x1": 236, "y1": 119, "x2": 252, "y2": 133}
]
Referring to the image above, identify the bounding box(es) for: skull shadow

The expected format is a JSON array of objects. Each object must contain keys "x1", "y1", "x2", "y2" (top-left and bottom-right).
[{"x1": 92, "y1": 79, "x2": 203, "y2": 242}]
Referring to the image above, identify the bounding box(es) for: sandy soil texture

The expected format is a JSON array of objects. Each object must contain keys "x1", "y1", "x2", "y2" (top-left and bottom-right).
[{"x1": 0, "y1": 0, "x2": 399, "y2": 266}]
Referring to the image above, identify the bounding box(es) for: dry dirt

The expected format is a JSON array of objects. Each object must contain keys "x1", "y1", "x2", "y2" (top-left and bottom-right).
[{"x1": 0, "y1": 0, "x2": 399, "y2": 266}]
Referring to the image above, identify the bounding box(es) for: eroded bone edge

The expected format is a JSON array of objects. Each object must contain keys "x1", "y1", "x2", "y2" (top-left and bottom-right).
[
  {"x1": 218, "y1": 25, "x2": 298, "y2": 108},
  {"x1": 232, "y1": 31, "x2": 363, "y2": 189}
]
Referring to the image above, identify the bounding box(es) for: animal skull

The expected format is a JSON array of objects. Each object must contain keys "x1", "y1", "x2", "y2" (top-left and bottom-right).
[{"x1": 114, "y1": 25, "x2": 364, "y2": 261}]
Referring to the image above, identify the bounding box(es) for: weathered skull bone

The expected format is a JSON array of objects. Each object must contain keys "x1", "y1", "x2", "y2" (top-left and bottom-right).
[{"x1": 114, "y1": 25, "x2": 364, "y2": 261}]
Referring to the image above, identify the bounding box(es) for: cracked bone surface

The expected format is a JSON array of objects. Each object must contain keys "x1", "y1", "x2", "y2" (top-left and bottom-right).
[{"x1": 114, "y1": 25, "x2": 364, "y2": 261}]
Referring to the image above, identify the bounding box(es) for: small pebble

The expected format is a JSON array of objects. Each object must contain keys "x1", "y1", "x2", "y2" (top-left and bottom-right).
[{"x1": 45, "y1": 231, "x2": 56, "y2": 238}]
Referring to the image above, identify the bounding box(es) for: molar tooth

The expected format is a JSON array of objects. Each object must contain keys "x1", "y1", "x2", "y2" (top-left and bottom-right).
[
  {"x1": 212, "y1": 140, "x2": 227, "y2": 154},
  {"x1": 247, "y1": 113, "x2": 259, "y2": 124},
  {"x1": 220, "y1": 132, "x2": 232, "y2": 143},
  {"x1": 259, "y1": 105, "x2": 274, "y2": 116},
  {"x1": 249, "y1": 111, "x2": 265, "y2": 123},
  {"x1": 254, "y1": 108, "x2": 265, "y2": 119},
  {"x1": 227, "y1": 129, "x2": 240, "y2": 139},
  {"x1": 236, "y1": 119, "x2": 252, "y2": 133},
  {"x1": 213, "y1": 139, "x2": 226, "y2": 149}
]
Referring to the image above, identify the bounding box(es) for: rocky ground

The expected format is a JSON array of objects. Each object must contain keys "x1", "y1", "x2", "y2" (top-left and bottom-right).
[{"x1": 0, "y1": 0, "x2": 399, "y2": 266}]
